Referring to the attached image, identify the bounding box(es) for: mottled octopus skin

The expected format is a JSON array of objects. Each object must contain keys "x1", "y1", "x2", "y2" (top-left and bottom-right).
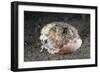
[{"x1": 40, "y1": 22, "x2": 82, "y2": 55}]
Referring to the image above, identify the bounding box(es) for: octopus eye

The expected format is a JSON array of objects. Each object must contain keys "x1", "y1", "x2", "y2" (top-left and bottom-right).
[
  {"x1": 44, "y1": 40, "x2": 47, "y2": 43},
  {"x1": 63, "y1": 27, "x2": 68, "y2": 34}
]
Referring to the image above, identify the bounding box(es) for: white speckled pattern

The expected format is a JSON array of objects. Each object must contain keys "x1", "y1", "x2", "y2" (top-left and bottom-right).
[{"x1": 40, "y1": 22, "x2": 82, "y2": 54}]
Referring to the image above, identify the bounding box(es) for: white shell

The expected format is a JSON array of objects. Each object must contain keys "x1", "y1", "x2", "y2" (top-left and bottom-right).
[
  {"x1": 40, "y1": 22, "x2": 82, "y2": 54},
  {"x1": 68, "y1": 38, "x2": 82, "y2": 51}
]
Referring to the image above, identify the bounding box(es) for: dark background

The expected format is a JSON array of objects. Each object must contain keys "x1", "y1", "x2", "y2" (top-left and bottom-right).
[{"x1": 24, "y1": 11, "x2": 90, "y2": 61}]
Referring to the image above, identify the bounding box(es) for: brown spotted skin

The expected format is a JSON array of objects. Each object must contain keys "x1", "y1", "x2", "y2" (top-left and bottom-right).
[
  {"x1": 58, "y1": 39, "x2": 73, "y2": 54},
  {"x1": 58, "y1": 45, "x2": 73, "y2": 54}
]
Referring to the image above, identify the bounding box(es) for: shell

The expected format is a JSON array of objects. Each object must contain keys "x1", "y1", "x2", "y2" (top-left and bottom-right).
[{"x1": 40, "y1": 22, "x2": 82, "y2": 54}]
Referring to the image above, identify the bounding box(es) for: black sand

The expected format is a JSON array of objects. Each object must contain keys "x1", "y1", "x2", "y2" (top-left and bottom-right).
[{"x1": 24, "y1": 11, "x2": 90, "y2": 61}]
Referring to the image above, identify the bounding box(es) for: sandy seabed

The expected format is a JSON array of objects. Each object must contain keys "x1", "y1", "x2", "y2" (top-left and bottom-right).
[{"x1": 24, "y1": 11, "x2": 90, "y2": 61}]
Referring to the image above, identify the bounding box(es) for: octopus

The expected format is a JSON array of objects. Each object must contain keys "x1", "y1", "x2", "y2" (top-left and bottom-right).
[{"x1": 40, "y1": 22, "x2": 82, "y2": 55}]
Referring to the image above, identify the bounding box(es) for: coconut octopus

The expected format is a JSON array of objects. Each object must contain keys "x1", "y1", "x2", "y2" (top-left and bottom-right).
[{"x1": 40, "y1": 22, "x2": 82, "y2": 54}]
